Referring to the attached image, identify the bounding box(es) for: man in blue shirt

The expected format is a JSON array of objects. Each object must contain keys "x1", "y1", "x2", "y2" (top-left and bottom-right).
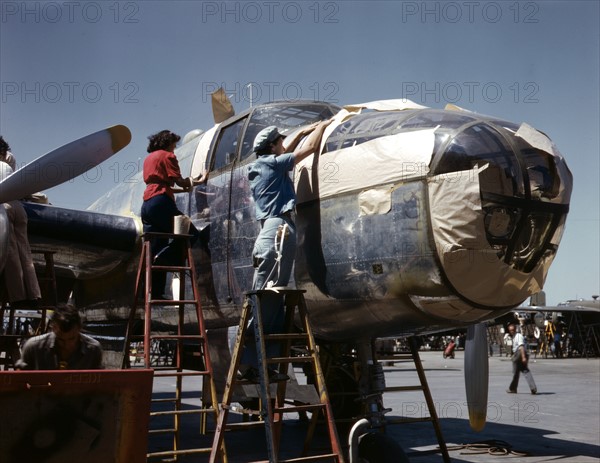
[{"x1": 240, "y1": 120, "x2": 331, "y2": 382}]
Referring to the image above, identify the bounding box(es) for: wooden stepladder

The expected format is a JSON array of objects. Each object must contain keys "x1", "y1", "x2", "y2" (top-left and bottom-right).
[
  {"x1": 210, "y1": 288, "x2": 345, "y2": 463},
  {"x1": 122, "y1": 232, "x2": 226, "y2": 462}
]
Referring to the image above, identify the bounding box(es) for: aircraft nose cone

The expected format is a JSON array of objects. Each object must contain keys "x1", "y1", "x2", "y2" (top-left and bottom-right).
[{"x1": 428, "y1": 121, "x2": 572, "y2": 308}]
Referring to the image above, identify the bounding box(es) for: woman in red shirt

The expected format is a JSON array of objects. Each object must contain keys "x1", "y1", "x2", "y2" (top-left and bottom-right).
[{"x1": 141, "y1": 130, "x2": 205, "y2": 299}]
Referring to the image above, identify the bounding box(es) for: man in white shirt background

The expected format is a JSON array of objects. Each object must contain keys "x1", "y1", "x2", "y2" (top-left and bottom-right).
[{"x1": 506, "y1": 323, "x2": 537, "y2": 394}]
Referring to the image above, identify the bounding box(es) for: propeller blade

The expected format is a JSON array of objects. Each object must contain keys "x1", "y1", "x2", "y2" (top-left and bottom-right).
[
  {"x1": 0, "y1": 125, "x2": 131, "y2": 203},
  {"x1": 464, "y1": 323, "x2": 489, "y2": 432}
]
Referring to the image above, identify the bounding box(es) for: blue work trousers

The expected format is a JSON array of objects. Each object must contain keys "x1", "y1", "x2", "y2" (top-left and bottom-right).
[
  {"x1": 242, "y1": 216, "x2": 296, "y2": 368},
  {"x1": 141, "y1": 194, "x2": 199, "y2": 297}
]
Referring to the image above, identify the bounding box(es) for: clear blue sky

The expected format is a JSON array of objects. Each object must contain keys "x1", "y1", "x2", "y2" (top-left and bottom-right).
[{"x1": 1, "y1": 1, "x2": 598, "y2": 305}]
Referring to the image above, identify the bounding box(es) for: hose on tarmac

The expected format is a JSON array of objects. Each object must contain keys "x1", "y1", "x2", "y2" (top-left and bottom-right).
[{"x1": 444, "y1": 439, "x2": 529, "y2": 456}]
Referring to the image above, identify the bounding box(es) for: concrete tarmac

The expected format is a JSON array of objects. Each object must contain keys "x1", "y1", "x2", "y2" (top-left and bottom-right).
[
  {"x1": 380, "y1": 350, "x2": 600, "y2": 463},
  {"x1": 149, "y1": 350, "x2": 600, "y2": 462}
]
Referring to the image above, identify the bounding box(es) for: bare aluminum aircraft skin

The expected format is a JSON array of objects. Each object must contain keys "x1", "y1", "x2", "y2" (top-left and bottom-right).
[{"x1": 24, "y1": 100, "x2": 572, "y2": 341}]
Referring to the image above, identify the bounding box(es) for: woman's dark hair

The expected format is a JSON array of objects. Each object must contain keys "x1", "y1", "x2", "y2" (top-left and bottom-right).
[
  {"x1": 51, "y1": 303, "x2": 82, "y2": 332},
  {"x1": 147, "y1": 130, "x2": 181, "y2": 153},
  {"x1": 0, "y1": 136, "x2": 10, "y2": 155}
]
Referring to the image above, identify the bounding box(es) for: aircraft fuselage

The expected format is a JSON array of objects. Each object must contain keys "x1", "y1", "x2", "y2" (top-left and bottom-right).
[{"x1": 29, "y1": 100, "x2": 573, "y2": 342}]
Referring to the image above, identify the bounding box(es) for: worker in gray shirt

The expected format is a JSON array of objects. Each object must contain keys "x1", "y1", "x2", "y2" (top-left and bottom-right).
[{"x1": 16, "y1": 303, "x2": 103, "y2": 370}]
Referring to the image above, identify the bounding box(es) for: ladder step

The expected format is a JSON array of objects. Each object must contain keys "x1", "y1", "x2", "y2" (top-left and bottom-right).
[
  {"x1": 151, "y1": 409, "x2": 217, "y2": 417},
  {"x1": 152, "y1": 397, "x2": 178, "y2": 404},
  {"x1": 222, "y1": 404, "x2": 262, "y2": 416},
  {"x1": 273, "y1": 403, "x2": 326, "y2": 414},
  {"x1": 263, "y1": 333, "x2": 309, "y2": 341},
  {"x1": 267, "y1": 356, "x2": 313, "y2": 364},
  {"x1": 223, "y1": 403, "x2": 325, "y2": 417},
  {"x1": 277, "y1": 454, "x2": 341, "y2": 462},
  {"x1": 149, "y1": 299, "x2": 198, "y2": 305},
  {"x1": 153, "y1": 371, "x2": 209, "y2": 377},
  {"x1": 150, "y1": 264, "x2": 192, "y2": 272},
  {"x1": 125, "y1": 237, "x2": 224, "y2": 461},
  {"x1": 210, "y1": 290, "x2": 342, "y2": 463},
  {"x1": 148, "y1": 428, "x2": 176, "y2": 435},
  {"x1": 147, "y1": 448, "x2": 212, "y2": 458},
  {"x1": 226, "y1": 421, "x2": 266, "y2": 431},
  {"x1": 149, "y1": 334, "x2": 206, "y2": 341},
  {"x1": 385, "y1": 385, "x2": 423, "y2": 392},
  {"x1": 240, "y1": 456, "x2": 339, "y2": 463}
]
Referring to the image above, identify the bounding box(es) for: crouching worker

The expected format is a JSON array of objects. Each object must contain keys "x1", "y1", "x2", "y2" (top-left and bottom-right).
[{"x1": 16, "y1": 303, "x2": 103, "y2": 370}]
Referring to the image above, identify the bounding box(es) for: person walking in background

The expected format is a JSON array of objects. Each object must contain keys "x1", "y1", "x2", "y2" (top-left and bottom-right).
[{"x1": 506, "y1": 323, "x2": 537, "y2": 394}]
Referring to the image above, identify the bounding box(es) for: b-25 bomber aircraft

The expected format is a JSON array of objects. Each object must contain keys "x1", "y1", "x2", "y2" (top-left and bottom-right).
[{"x1": 7, "y1": 95, "x2": 573, "y2": 452}]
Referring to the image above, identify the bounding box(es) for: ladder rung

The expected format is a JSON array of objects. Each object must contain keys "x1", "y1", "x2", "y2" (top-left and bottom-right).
[
  {"x1": 149, "y1": 299, "x2": 198, "y2": 305},
  {"x1": 151, "y1": 408, "x2": 216, "y2": 417},
  {"x1": 150, "y1": 334, "x2": 206, "y2": 341},
  {"x1": 147, "y1": 447, "x2": 212, "y2": 458},
  {"x1": 263, "y1": 333, "x2": 309, "y2": 341},
  {"x1": 148, "y1": 428, "x2": 176, "y2": 435},
  {"x1": 153, "y1": 371, "x2": 209, "y2": 377},
  {"x1": 150, "y1": 264, "x2": 192, "y2": 272},
  {"x1": 267, "y1": 356, "x2": 313, "y2": 364},
  {"x1": 211, "y1": 290, "x2": 343, "y2": 462},
  {"x1": 152, "y1": 397, "x2": 178, "y2": 404},
  {"x1": 225, "y1": 421, "x2": 266, "y2": 430},
  {"x1": 273, "y1": 403, "x2": 325, "y2": 414},
  {"x1": 125, "y1": 238, "x2": 223, "y2": 461},
  {"x1": 277, "y1": 454, "x2": 341, "y2": 462},
  {"x1": 385, "y1": 385, "x2": 423, "y2": 392},
  {"x1": 222, "y1": 404, "x2": 261, "y2": 415},
  {"x1": 242, "y1": 456, "x2": 339, "y2": 463}
]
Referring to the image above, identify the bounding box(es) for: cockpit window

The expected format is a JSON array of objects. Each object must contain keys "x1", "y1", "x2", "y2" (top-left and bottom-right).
[
  {"x1": 324, "y1": 109, "x2": 476, "y2": 153},
  {"x1": 522, "y1": 149, "x2": 560, "y2": 200},
  {"x1": 324, "y1": 111, "x2": 415, "y2": 152},
  {"x1": 212, "y1": 118, "x2": 246, "y2": 171},
  {"x1": 434, "y1": 123, "x2": 524, "y2": 198},
  {"x1": 401, "y1": 110, "x2": 475, "y2": 130},
  {"x1": 240, "y1": 103, "x2": 339, "y2": 160}
]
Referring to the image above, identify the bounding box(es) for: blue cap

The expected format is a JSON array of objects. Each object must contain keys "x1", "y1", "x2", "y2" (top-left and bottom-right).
[{"x1": 253, "y1": 126, "x2": 285, "y2": 152}]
